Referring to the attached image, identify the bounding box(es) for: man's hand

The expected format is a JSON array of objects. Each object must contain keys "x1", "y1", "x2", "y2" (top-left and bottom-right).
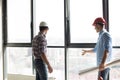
[
  {"x1": 99, "y1": 63, "x2": 106, "y2": 71},
  {"x1": 82, "y1": 50, "x2": 87, "y2": 55},
  {"x1": 81, "y1": 49, "x2": 94, "y2": 55},
  {"x1": 48, "y1": 65, "x2": 53, "y2": 73},
  {"x1": 40, "y1": 53, "x2": 53, "y2": 73},
  {"x1": 98, "y1": 76, "x2": 103, "y2": 80}
]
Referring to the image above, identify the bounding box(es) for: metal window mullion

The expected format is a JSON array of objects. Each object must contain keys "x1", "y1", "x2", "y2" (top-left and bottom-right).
[
  {"x1": 31, "y1": 0, "x2": 35, "y2": 75},
  {"x1": 103, "y1": 0, "x2": 109, "y2": 31},
  {"x1": 2, "y1": 0, "x2": 7, "y2": 80},
  {"x1": 64, "y1": 0, "x2": 67, "y2": 80}
]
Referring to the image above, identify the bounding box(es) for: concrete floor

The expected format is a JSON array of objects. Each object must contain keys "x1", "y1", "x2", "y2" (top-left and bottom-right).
[{"x1": 8, "y1": 74, "x2": 56, "y2": 80}]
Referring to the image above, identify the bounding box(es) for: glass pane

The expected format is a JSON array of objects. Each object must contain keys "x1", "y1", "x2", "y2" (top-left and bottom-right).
[
  {"x1": 110, "y1": 64, "x2": 120, "y2": 80},
  {"x1": 70, "y1": 0, "x2": 102, "y2": 43},
  {"x1": 35, "y1": 0, "x2": 64, "y2": 46},
  {"x1": 7, "y1": 47, "x2": 33, "y2": 75},
  {"x1": 109, "y1": 0, "x2": 120, "y2": 46},
  {"x1": 67, "y1": 48, "x2": 120, "y2": 80},
  {"x1": 112, "y1": 49, "x2": 120, "y2": 60},
  {"x1": 46, "y1": 48, "x2": 65, "y2": 80},
  {"x1": 7, "y1": 0, "x2": 31, "y2": 43},
  {"x1": 67, "y1": 48, "x2": 96, "y2": 80},
  {"x1": 109, "y1": 48, "x2": 120, "y2": 80},
  {"x1": 78, "y1": 71, "x2": 97, "y2": 80}
]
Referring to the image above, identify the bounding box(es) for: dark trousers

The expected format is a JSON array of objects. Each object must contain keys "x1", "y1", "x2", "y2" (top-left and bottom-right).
[
  {"x1": 98, "y1": 68, "x2": 110, "y2": 80},
  {"x1": 34, "y1": 59, "x2": 47, "y2": 80}
]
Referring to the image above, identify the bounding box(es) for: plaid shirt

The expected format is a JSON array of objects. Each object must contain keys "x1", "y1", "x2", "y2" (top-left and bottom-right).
[{"x1": 32, "y1": 32, "x2": 47, "y2": 59}]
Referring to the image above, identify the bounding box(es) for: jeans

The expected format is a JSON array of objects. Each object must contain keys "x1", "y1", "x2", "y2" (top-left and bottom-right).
[
  {"x1": 34, "y1": 59, "x2": 48, "y2": 80},
  {"x1": 98, "y1": 68, "x2": 110, "y2": 80}
]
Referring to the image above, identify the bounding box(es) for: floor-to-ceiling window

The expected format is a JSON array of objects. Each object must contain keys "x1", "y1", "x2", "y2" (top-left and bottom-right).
[
  {"x1": 3, "y1": 0, "x2": 120, "y2": 80},
  {"x1": 35, "y1": 0, "x2": 65, "y2": 79},
  {"x1": 109, "y1": 0, "x2": 120, "y2": 79},
  {"x1": 6, "y1": 0, "x2": 65, "y2": 80},
  {"x1": 7, "y1": 0, "x2": 32, "y2": 76},
  {"x1": 67, "y1": 0, "x2": 102, "y2": 79}
]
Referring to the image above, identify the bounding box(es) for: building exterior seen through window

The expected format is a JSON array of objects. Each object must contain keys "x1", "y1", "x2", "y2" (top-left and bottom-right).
[
  {"x1": 7, "y1": 0, "x2": 31, "y2": 43},
  {"x1": 70, "y1": 0, "x2": 102, "y2": 43},
  {"x1": 35, "y1": 0, "x2": 64, "y2": 46},
  {"x1": 109, "y1": 0, "x2": 120, "y2": 46}
]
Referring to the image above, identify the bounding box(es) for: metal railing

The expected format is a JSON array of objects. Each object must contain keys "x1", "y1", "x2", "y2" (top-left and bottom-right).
[{"x1": 79, "y1": 59, "x2": 120, "y2": 75}]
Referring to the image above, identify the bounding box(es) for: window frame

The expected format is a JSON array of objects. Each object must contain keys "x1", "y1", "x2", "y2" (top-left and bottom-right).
[
  {"x1": 2, "y1": 0, "x2": 120, "y2": 80},
  {"x1": 67, "y1": 0, "x2": 107, "y2": 48}
]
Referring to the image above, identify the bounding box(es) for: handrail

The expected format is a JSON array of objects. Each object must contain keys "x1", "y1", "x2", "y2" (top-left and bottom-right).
[{"x1": 79, "y1": 59, "x2": 120, "y2": 75}]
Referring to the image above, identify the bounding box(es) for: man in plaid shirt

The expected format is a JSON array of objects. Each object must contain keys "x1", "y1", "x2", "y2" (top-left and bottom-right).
[{"x1": 32, "y1": 21, "x2": 53, "y2": 80}]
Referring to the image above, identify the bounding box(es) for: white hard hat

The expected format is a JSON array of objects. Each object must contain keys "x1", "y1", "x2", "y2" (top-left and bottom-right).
[
  {"x1": 39, "y1": 21, "x2": 49, "y2": 31},
  {"x1": 39, "y1": 21, "x2": 48, "y2": 27}
]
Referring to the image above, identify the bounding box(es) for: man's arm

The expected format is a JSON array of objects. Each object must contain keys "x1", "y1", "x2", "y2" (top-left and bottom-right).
[
  {"x1": 82, "y1": 44, "x2": 97, "y2": 55},
  {"x1": 40, "y1": 53, "x2": 53, "y2": 73},
  {"x1": 82, "y1": 49, "x2": 94, "y2": 55},
  {"x1": 99, "y1": 50, "x2": 108, "y2": 71},
  {"x1": 99, "y1": 33, "x2": 111, "y2": 71},
  {"x1": 101, "y1": 50, "x2": 108, "y2": 64}
]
